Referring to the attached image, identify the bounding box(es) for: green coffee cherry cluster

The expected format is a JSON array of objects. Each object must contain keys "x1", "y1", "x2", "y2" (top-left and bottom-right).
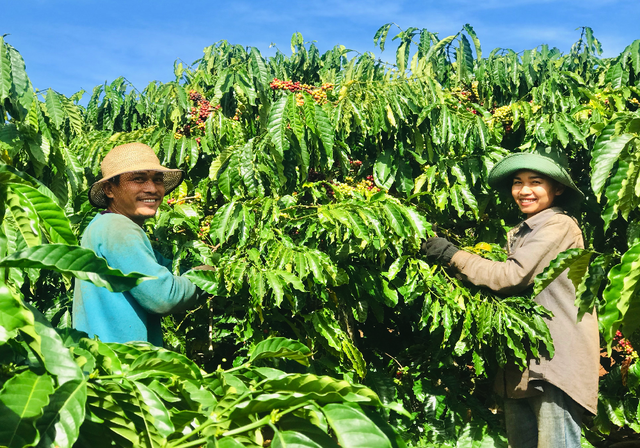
[{"x1": 491, "y1": 105, "x2": 514, "y2": 132}]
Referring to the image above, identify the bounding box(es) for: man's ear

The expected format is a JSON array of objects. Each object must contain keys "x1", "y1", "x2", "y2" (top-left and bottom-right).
[{"x1": 102, "y1": 182, "x2": 115, "y2": 199}]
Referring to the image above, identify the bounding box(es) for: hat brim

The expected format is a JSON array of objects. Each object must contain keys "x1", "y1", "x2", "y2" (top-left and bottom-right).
[
  {"x1": 487, "y1": 153, "x2": 584, "y2": 201},
  {"x1": 89, "y1": 169, "x2": 184, "y2": 208}
]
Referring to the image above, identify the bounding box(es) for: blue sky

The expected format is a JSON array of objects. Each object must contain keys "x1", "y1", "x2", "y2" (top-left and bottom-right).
[{"x1": 2, "y1": 0, "x2": 639, "y2": 103}]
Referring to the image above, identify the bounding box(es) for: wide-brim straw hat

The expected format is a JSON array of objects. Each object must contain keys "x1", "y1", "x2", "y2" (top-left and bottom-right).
[
  {"x1": 488, "y1": 150, "x2": 584, "y2": 201},
  {"x1": 89, "y1": 142, "x2": 184, "y2": 208}
]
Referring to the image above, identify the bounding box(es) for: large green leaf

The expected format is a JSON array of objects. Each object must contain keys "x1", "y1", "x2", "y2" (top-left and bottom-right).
[
  {"x1": 227, "y1": 393, "x2": 315, "y2": 419},
  {"x1": 271, "y1": 431, "x2": 328, "y2": 448},
  {"x1": 601, "y1": 154, "x2": 630, "y2": 230},
  {"x1": 601, "y1": 242, "x2": 640, "y2": 343},
  {"x1": 457, "y1": 35, "x2": 474, "y2": 83},
  {"x1": 380, "y1": 201, "x2": 408, "y2": 238},
  {"x1": 576, "y1": 254, "x2": 610, "y2": 321},
  {"x1": 7, "y1": 43, "x2": 32, "y2": 118},
  {"x1": 0, "y1": 283, "x2": 36, "y2": 344},
  {"x1": 35, "y1": 380, "x2": 87, "y2": 448},
  {"x1": 341, "y1": 339, "x2": 367, "y2": 379},
  {"x1": 600, "y1": 243, "x2": 640, "y2": 342},
  {"x1": 248, "y1": 337, "x2": 312, "y2": 366},
  {"x1": 396, "y1": 42, "x2": 410, "y2": 74},
  {"x1": 0, "y1": 244, "x2": 153, "y2": 292},
  {"x1": 533, "y1": 248, "x2": 594, "y2": 296},
  {"x1": 310, "y1": 310, "x2": 343, "y2": 352},
  {"x1": 44, "y1": 89, "x2": 65, "y2": 130},
  {"x1": 591, "y1": 131, "x2": 634, "y2": 197},
  {"x1": 215, "y1": 438, "x2": 246, "y2": 448},
  {"x1": 184, "y1": 269, "x2": 220, "y2": 295},
  {"x1": 265, "y1": 270, "x2": 285, "y2": 307},
  {"x1": 424, "y1": 35, "x2": 456, "y2": 62},
  {"x1": 553, "y1": 118, "x2": 569, "y2": 148},
  {"x1": 373, "y1": 151, "x2": 396, "y2": 191},
  {"x1": 262, "y1": 373, "x2": 380, "y2": 404},
  {"x1": 129, "y1": 380, "x2": 173, "y2": 444},
  {"x1": 360, "y1": 407, "x2": 408, "y2": 448},
  {"x1": 79, "y1": 338, "x2": 123, "y2": 375},
  {"x1": 314, "y1": 104, "x2": 334, "y2": 166},
  {"x1": 395, "y1": 159, "x2": 414, "y2": 196},
  {"x1": 249, "y1": 47, "x2": 269, "y2": 91},
  {"x1": 605, "y1": 62, "x2": 626, "y2": 89},
  {"x1": 616, "y1": 155, "x2": 640, "y2": 221},
  {"x1": 8, "y1": 183, "x2": 77, "y2": 245},
  {"x1": 210, "y1": 201, "x2": 240, "y2": 244},
  {"x1": 373, "y1": 23, "x2": 392, "y2": 51},
  {"x1": 322, "y1": 403, "x2": 392, "y2": 448},
  {"x1": 0, "y1": 37, "x2": 12, "y2": 102},
  {"x1": 127, "y1": 350, "x2": 203, "y2": 381},
  {"x1": 0, "y1": 371, "x2": 55, "y2": 448},
  {"x1": 238, "y1": 140, "x2": 260, "y2": 197},
  {"x1": 59, "y1": 94, "x2": 84, "y2": 135},
  {"x1": 326, "y1": 208, "x2": 369, "y2": 242},
  {"x1": 29, "y1": 303, "x2": 84, "y2": 385},
  {"x1": 6, "y1": 187, "x2": 41, "y2": 247},
  {"x1": 463, "y1": 24, "x2": 482, "y2": 60},
  {"x1": 268, "y1": 96, "x2": 289, "y2": 159},
  {"x1": 84, "y1": 383, "x2": 140, "y2": 445}
]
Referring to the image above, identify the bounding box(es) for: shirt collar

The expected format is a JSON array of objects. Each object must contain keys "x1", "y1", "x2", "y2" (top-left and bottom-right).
[{"x1": 521, "y1": 206, "x2": 565, "y2": 231}]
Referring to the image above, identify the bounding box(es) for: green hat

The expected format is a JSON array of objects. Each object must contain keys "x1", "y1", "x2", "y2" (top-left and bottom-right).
[{"x1": 487, "y1": 150, "x2": 584, "y2": 201}]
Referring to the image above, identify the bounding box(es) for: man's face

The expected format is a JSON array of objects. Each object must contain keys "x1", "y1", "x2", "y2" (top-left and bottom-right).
[
  {"x1": 511, "y1": 170, "x2": 565, "y2": 218},
  {"x1": 103, "y1": 171, "x2": 165, "y2": 225}
]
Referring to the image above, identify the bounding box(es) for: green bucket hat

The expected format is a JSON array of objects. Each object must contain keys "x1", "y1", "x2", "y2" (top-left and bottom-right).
[{"x1": 487, "y1": 150, "x2": 584, "y2": 201}]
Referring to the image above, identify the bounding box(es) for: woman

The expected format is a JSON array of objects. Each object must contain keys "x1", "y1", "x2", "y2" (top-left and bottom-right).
[{"x1": 423, "y1": 151, "x2": 599, "y2": 448}]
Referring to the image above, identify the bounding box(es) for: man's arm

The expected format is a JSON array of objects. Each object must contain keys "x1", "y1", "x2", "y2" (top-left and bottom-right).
[{"x1": 98, "y1": 215, "x2": 197, "y2": 315}]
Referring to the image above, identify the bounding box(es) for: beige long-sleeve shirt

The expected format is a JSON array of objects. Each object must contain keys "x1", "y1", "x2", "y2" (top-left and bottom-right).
[{"x1": 450, "y1": 207, "x2": 599, "y2": 414}]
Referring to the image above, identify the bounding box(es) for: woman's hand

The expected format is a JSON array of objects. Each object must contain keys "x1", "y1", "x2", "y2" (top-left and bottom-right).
[{"x1": 421, "y1": 237, "x2": 459, "y2": 264}]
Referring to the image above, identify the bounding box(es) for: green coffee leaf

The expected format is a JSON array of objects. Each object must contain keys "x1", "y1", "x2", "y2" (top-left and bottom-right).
[
  {"x1": 35, "y1": 379, "x2": 87, "y2": 448},
  {"x1": 249, "y1": 337, "x2": 311, "y2": 366},
  {"x1": 0, "y1": 371, "x2": 55, "y2": 448},
  {"x1": 533, "y1": 248, "x2": 594, "y2": 296},
  {"x1": 0, "y1": 244, "x2": 153, "y2": 292},
  {"x1": 323, "y1": 403, "x2": 392, "y2": 448}
]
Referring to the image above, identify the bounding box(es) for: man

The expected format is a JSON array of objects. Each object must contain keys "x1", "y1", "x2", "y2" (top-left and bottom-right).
[{"x1": 73, "y1": 142, "x2": 202, "y2": 346}]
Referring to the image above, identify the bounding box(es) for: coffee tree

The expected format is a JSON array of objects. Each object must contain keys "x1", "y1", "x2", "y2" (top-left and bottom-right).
[{"x1": 1, "y1": 24, "x2": 640, "y2": 447}]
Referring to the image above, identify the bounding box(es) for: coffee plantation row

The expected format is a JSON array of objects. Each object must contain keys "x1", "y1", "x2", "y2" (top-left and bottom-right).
[{"x1": 1, "y1": 24, "x2": 640, "y2": 447}]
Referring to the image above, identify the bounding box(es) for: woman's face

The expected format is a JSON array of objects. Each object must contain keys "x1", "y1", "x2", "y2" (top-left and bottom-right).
[{"x1": 511, "y1": 170, "x2": 565, "y2": 218}]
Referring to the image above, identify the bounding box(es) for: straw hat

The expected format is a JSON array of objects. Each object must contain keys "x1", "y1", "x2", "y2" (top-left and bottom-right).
[
  {"x1": 89, "y1": 143, "x2": 184, "y2": 208},
  {"x1": 488, "y1": 149, "x2": 584, "y2": 202}
]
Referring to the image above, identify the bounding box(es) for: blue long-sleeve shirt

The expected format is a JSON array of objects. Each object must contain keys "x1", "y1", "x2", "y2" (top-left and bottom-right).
[{"x1": 73, "y1": 213, "x2": 196, "y2": 346}]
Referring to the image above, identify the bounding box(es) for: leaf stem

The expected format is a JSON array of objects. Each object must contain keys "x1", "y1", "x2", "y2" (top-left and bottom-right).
[
  {"x1": 222, "y1": 415, "x2": 271, "y2": 437},
  {"x1": 171, "y1": 438, "x2": 208, "y2": 448},
  {"x1": 167, "y1": 420, "x2": 218, "y2": 447}
]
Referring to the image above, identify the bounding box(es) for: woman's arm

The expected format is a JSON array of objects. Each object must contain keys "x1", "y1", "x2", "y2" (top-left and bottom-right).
[{"x1": 449, "y1": 216, "x2": 580, "y2": 295}]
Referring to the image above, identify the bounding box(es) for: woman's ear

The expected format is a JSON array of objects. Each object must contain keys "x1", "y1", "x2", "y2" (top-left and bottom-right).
[{"x1": 555, "y1": 184, "x2": 566, "y2": 196}]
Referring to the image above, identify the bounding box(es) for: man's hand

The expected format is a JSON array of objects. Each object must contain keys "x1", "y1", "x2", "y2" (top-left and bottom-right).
[{"x1": 421, "y1": 237, "x2": 459, "y2": 264}]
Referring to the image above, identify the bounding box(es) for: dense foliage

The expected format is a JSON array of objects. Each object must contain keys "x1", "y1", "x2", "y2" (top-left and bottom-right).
[{"x1": 1, "y1": 24, "x2": 640, "y2": 447}]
